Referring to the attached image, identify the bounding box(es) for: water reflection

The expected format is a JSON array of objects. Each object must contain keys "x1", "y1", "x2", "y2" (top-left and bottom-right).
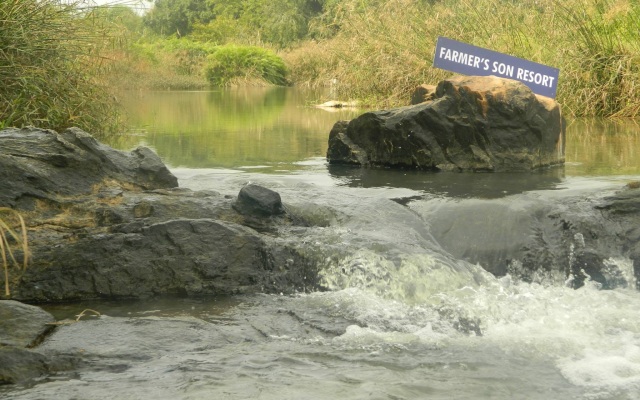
[
  {"x1": 109, "y1": 89, "x2": 640, "y2": 179},
  {"x1": 328, "y1": 165, "x2": 565, "y2": 198},
  {"x1": 114, "y1": 87, "x2": 360, "y2": 169},
  {"x1": 564, "y1": 118, "x2": 640, "y2": 176}
]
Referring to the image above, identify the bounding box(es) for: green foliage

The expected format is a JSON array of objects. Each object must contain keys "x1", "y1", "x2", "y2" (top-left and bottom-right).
[
  {"x1": 0, "y1": 209, "x2": 28, "y2": 298},
  {"x1": 204, "y1": 45, "x2": 288, "y2": 86},
  {"x1": 92, "y1": 4, "x2": 145, "y2": 36},
  {"x1": 143, "y1": 0, "x2": 214, "y2": 36},
  {"x1": 191, "y1": 16, "x2": 250, "y2": 44},
  {"x1": 0, "y1": 0, "x2": 124, "y2": 134},
  {"x1": 237, "y1": 0, "x2": 319, "y2": 48},
  {"x1": 144, "y1": 0, "x2": 324, "y2": 48}
]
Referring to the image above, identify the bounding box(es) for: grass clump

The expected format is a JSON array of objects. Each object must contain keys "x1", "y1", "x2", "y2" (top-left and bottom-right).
[
  {"x1": 204, "y1": 45, "x2": 288, "y2": 87},
  {"x1": 0, "y1": 0, "x2": 125, "y2": 134},
  {"x1": 0, "y1": 209, "x2": 28, "y2": 298}
]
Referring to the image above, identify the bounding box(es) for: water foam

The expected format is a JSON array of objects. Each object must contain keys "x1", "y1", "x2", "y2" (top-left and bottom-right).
[{"x1": 311, "y1": 265, "x2": 640, "y2": 399}]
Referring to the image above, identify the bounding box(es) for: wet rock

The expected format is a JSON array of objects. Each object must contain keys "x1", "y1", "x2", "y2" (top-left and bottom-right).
[
  {"x1": 0, "y1": 129, "x2": 321, "y2": 302},
  {"x1": 0, "y1": 300, "x2": 55, "y2": 348},
  {"x1": 233, "y1": 183, "x2": 285, "y2": 217},
  {"x1": 0, "y1": 347, "x2": 78, "y2": 386},
  {"x1": 328, "y1": 75, "x2": 565, "y2": 172},
  {"x1": 421, "y1": 184, "x2": 640, "y2": 289},
  {"x1": 2, "y1": 183, "x2": 319, "y2": 301},
  {"x1": 595, "y1": 187, "x2": 640, "y2": 214},
  {"x1": 569, "y1": 249, "x2": 612, "y2": 289},
  {"x1": 0, "y1": 347, "x2": 51, "y2": 384},
  {"x1": 133, "y1": 200, "x2": 154, "y2": 218},
  {"x1": 0, "y1": 126, "x2": 178, "y2": 208},
  {"x1": 11, "y1": 218, "x2": 318, "y2": 302},
  {"x1": 631, "y1": 251, "x2": 640, "y2": 290},
  {"x1": 0, "y1": 301, "x2": 73, "y2": 386}
]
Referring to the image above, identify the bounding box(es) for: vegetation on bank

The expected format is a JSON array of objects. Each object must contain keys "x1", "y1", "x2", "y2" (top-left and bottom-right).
[
  {"x1": 2, "y1": 0, "x2": 640, "y2": 137},
  {"x1": 0, "y1": 0, "x2": 125, "y2": 134},
  {"x1": 128, "y1": 0, "x2": 640, "y2": 118},
  {"x1": 285, "y1": 0, "x2": 640, "y2": 117},
  {"x1": 205, "y1": 46, "x2": 288, "y2": 86}
]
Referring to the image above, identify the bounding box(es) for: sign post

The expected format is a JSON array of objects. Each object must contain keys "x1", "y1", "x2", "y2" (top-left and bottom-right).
[{"x1": 433, "y1": 36, "x2": 559, "y2": 98}]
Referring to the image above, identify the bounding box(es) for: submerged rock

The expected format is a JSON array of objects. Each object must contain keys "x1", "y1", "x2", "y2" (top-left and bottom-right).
[
  {"x1": 0, "y1": 300, "x2": 55, "y2": 348},
  {"x1": 327, "y1": 75, "x2": 565, "y2": 172},
  {"x1": 0, "y1": 300, "x2": 75, "y2": 385},
  {"x1": 0, "y1": 347, "x2": 51, "y2": 385},
  {"x1": 420, "y1": 186, "x2": 640, "y2": 290}
]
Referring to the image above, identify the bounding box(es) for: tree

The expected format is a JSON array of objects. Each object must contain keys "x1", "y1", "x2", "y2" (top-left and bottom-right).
[{"x1": 144, "y1": 0, "x2": 214, "y2": 36}]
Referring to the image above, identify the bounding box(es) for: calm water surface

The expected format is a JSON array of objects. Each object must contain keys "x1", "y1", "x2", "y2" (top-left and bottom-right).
[
  {"x1": 110, "y1": 87, "x2": 640, "y2": 177},
  {"x1": 6, "y1": 88, "x2": 639, "y2": 400}
]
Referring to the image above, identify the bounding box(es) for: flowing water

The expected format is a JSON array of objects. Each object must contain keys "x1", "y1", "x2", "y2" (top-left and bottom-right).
[{"x1": 4, "y1": 88, "x2": 640, "y2": 400}]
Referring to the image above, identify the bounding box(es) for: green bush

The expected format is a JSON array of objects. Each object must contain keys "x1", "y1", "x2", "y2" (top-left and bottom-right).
[{"x1": 204, "y1": 45, "x2": 288, "y2": 86}]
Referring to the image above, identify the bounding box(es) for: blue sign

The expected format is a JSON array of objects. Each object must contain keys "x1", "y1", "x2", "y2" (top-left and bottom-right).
[{"x1": 433, "y1": 36, "x2": 559, "y2": 98}]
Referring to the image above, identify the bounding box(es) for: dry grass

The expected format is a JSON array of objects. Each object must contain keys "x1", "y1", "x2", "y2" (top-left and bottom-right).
[
  {"x1": 0, "y1": 208, "x2": 29, "y2": 297},
  {"x1": 0, "y1": 0, "x2": 125, "y2": 134},
  {"x1": 284, "y1": 0, "x2": 640, "y2": 117}
]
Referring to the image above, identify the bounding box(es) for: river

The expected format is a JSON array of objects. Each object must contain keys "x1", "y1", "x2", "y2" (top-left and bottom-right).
[{"x1": 4, "y1": 88, "x2": 640, "y2": 400}]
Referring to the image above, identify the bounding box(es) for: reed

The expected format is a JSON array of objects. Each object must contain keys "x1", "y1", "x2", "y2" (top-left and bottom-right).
[
  {"x1": 0, "y1": 0, "x2": 123, "y2": 135},
  {"x1": 284, "y1": 0, "x2": 640, "y2": 117},
  {"x1": 555, "y1": 1, "x2": 640, "y2": 117},
  {"x1": 0, "y1": 209, "x2": 28, "y2": 297},
  {"x1": 102, "y1": 39, "x2": 213, "y2": 90}
]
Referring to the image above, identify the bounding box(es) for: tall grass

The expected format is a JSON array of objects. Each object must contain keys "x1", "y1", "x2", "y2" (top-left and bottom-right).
[
  {"x1": 284, "y1": 0, "x2": 640, "y2": 117},
  {"x1": 102, "y1": 38, "x2": 214, "y2": 90},
  {"x1": 0, "y1": 0, "x2": 123, "y2": 134},
  {"x1": 556, "y1": 1, "x2": 640, "y2": 117},
  {"x1": 0, "y1": 209, "x2": 28, "y2": 297}
]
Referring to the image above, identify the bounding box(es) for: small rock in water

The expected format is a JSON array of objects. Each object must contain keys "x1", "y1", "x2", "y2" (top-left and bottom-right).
[{"x1": 233, "y1": 183, "x2": 285, "y2": 217}]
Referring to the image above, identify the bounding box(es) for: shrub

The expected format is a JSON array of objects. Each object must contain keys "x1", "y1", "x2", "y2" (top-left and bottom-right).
[{"x1": 204, "y1": 45, "x2": 288, "y2": 87}]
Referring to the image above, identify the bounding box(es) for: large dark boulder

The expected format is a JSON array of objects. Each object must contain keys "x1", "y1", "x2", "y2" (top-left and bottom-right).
[
  {"x1": 0, "y1": 127, "x2": 178, "y2": 208},
  {"x1": 1, "y1": 181, "x2": 320, "y2": 302},
  {"x1": 328, "y1": 75, "x2": 565, "y2": 172},
  {"x1": 12, "y1": 217, "x2": 317, "y2": 302}
]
